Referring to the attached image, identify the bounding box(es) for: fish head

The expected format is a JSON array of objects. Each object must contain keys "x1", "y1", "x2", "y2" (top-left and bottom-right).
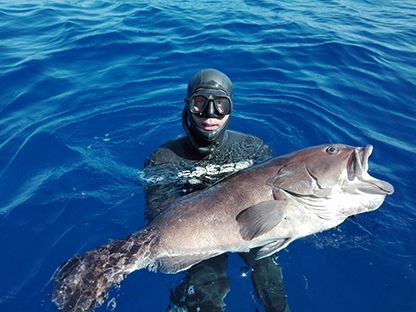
[
  {"x1": 340, "y1": 144, "x2": 394, "y2": 215},
  {"x1": 271, "y1": 144, "x2": 394, "y2": 219}
]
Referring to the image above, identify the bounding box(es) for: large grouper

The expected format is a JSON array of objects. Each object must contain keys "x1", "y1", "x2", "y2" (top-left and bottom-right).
[{"x1": 52, "y1": 144, "x2": 394, "y2": 311}]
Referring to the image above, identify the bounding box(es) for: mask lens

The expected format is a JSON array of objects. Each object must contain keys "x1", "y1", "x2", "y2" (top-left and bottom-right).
[
  {"x1": 214, "y1": 97, "x2": 231, "y2": 115},
  {"x1": 189, "y1": 95, "x2": 208, "y2": 114}
]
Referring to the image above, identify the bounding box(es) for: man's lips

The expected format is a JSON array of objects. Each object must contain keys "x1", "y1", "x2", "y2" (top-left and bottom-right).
[
  {"x1": 201, "y1": 125, "x2": 220, "y2": 131},
  {"x1": 201, "y1": 121, "x2": 221, "y2": 131}
]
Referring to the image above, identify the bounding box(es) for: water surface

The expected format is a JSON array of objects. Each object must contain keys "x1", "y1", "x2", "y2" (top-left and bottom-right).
[{"x1": 0, "y1": 1, "x2": 415, "y2": 311}]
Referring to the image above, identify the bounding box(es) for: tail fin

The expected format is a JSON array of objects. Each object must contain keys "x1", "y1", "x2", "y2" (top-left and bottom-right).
[{"x1": 52, "y1": 227, "x2": 159, "y2": 312}]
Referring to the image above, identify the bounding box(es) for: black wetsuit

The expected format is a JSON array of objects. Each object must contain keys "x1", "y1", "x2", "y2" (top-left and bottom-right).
[{"x1": 144, "y1": 130, "x2": 290, "y2": 312}]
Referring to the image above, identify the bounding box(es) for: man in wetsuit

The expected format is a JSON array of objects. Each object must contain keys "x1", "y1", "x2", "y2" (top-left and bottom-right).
[{"x1": 144, "y1": 68, "x2": 290, "y2": 312}]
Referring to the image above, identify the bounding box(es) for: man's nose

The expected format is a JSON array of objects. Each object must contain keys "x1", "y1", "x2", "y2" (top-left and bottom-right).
[{"x1": 206, "y1": 100, "x2": 217, "y2": 118}]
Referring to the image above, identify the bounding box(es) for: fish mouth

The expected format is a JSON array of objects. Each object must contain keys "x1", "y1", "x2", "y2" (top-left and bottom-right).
[{"x1": 349, "y1": 144, "x2": 394, "y2": 195}]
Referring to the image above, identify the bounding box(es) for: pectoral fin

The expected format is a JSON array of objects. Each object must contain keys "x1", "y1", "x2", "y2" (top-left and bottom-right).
[
  {"x1": 155, "y1": 251, "x2": 221, "y2": 273},
  {"x1": 236, "y1": 200, "x2": 288, "y2": 241},
  {"x1": 255, "y1": 238, "x2": 293, "y2": 259}
]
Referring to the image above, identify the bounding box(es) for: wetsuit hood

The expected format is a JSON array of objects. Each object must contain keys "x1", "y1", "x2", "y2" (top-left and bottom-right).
[
  {"x1": 183, "y1": 68, "x2": 232, "y2": 154},
  {"x1": 187, "y1": 68, "x2": 233, "y2": 99}
]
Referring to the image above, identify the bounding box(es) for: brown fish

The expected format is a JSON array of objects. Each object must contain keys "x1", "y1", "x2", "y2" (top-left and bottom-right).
[{"x1": 52, "y1": 144, "x2": 394, "y2": 311}]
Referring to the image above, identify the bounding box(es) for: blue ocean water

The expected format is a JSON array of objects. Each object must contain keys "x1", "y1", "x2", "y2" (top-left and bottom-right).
[{"x1": 0, "y1": 0, "x2": 415, "y2": 311}]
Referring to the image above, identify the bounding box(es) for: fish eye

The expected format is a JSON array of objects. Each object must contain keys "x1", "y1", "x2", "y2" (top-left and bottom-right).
[{"x1": 326, "y1": 146, "x2": 338, "y2": 154}]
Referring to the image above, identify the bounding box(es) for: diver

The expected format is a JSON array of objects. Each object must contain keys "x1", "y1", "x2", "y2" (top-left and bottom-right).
[{"x1": 144, "y1": 68, "x2": 290, "y2": 312}]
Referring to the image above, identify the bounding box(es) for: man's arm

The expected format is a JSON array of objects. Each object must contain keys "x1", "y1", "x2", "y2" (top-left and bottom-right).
[{"x1": 143, "y1": 148, "x2": 183, "y2": 222}]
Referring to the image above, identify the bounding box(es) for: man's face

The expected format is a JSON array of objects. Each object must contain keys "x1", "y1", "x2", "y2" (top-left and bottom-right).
[{"x1": 191, "y1": 114, "x2": 230, "y2": 132}]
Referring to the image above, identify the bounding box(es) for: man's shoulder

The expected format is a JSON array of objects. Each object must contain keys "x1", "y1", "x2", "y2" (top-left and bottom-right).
[
  {"x1": 145, "y1": 136, "x2": 188, "y2": 166},
  {"x1": 227, "y1": 130, "x2": 267, "y2": 146},
  {"x1": 158, "y1": 135, "x2": 189, "y2": 151},
  {"x1": 225, "y1": 130, "x2": 272, "y2": 162}
]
